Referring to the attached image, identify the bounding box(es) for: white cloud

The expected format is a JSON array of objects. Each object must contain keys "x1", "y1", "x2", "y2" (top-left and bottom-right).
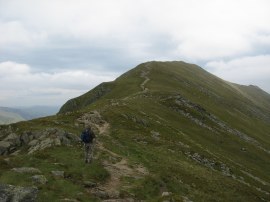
[
  {"x1": 0, "y1": 61, "x2": 118, "y2": 106},
  {"x1": 0, "y1": 21, "x2": 47, "y2": 50},
  {"x1": 1, "y1": 0, "x2": 270, "y2": 60},
  {"x1": 0, "y1": 61, "x2": 30, "y2": 76},
  {"x1": 205, "y1": 55, "x2": 270, "y2": 92}
]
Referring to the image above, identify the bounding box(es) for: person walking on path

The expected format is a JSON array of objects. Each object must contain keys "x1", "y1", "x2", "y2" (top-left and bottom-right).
[{"x1": 81, "y1": 126, "x2": 96, "y2": 163}]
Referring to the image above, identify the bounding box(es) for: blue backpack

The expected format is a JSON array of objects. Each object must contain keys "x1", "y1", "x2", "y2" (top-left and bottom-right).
[{"x1": 81, "y1": 130, "x2": 93, "y2": 143}]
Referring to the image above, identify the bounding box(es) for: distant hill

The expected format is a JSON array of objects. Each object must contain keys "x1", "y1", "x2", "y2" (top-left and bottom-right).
[
  {"x1": 1, "y1": 61, "x2": 269, "y2": 201},
  {"x1": 18, "y1": 106, "x2": 60, "y2": 120},
  {"x1": 0, "y1": 106, "x2": 59, "y2": 124},
  {"x1": 0, "y1": 107, "x2": 25, "y2": 124}
]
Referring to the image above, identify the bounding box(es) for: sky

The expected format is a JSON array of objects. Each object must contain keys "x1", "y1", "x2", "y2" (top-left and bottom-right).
[{"x1": 0, "y1": 0, "x2": 270, "y2": 107}]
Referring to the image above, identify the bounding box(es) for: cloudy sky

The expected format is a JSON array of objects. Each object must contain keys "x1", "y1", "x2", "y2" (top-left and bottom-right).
[{"x1": 0, "y1": 0, "x2": 270, "y2": 107}]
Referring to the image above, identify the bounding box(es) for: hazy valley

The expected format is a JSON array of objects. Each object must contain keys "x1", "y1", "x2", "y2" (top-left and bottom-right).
[{"x1": 0, "y1": 106, "x2": 60, "y2": 125}]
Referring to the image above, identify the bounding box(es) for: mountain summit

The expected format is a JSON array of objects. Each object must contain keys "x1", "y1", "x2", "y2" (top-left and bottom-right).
[{"x1": 0, "y1": 61, "x2": 269, "y2": 201}]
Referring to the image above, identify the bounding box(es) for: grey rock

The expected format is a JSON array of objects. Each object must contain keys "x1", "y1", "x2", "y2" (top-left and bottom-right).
[
  {"x1": 4, "y1": 133, "x2": 18, "y2": 142},
  {"x1": 10, "y1": 150, "x2": 21, "y2": 156},
  {"x1": 65, "y1": 133, "x2": 80, "y2": 142},
  {"x1": 2, "y1": 127, "x2": 80, "y2": 156},
  {"x1": 44, "y1": 128, "x2": 58, "y2": 135},
  {"x1": 151, "y1": 131, "x2": 160, "y2": 140},
  {"x1": 0, "y1": 141, "x2": 11, "y2": 155},
  {"x1": 94, "y1": 191, "x2": 109, "y2": 199},
  {"x1": 0, "y1": 183, "x2": 38, "y2": 202},
  {"x1": 28, "y1": 138, "x2": 54, "y2": 154},
  {"x1": 83, "y1": 181, "x2": 97, "y2": 188},
  {"x1": 3, "y1": 133, "x2": 21, "y2": 147},
  {"x1": 12, "y1": 167, "x2": 41, "y2": 174},
  {"x1": 38, "y1": 134, "x2": 47, "y2": 141},
  {"x1": 33, "y1": 132, "x2": 42, "y2": 139},
  {"x1": 241, "y1": 147, "x2": 247, "y2": 152},
  {"x1": 20, "y1": 132, "x2": 30, "y2": 144},
  {"x1": 31, "y1": 175, "x2": 48, "y2": 185},
  {"x1": 106, "y1": 190, "x2": 120, "y2": 199},
  {"x1": 39, "y1": 138, "x2": 54, "y2": 149},
  {"x1": 28, "y1": 140, "x2": 39, "y2": 147},
  {"x1": 140, "y1": 119, "x2": 148, "y2": 127},
  {"x1": 51, "y1": 170, "x2": 65, "y2": 178},
  {"x1": 162, "y1": 192, "x2": 172, "y2": 197},
  {"x1": 54, "y1": 138, "x2": 61, "y2": 146},
  {"x1": 60, "y1": 136, "x2": 71, "y2": 145},
  {"x1": 28, "y1": 145, "x2": 39, "y2": 154}
]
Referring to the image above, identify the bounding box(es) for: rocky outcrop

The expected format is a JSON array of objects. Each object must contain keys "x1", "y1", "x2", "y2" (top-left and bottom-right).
[
  {"x1": 121, "y1": 113, "x2": 149, "y2": 127},
  {"x1": 0, "y1": 184, "x2": 38, "y2": 202},
  {"x1": 0, "y1": 128, "x2": 80, "y2": 155},
  {"x1": 76, "y1": 111, "x2": 106, "y2": 128},
  {"x1": 184, "y1": 151, "x2": 233, "y2": 177},
  {"x1": 161, "y1": 94, "x2": 270, "y2": 153},
  {"x1": 0, "y1": 111, "x2": 107, "y2": 156}
]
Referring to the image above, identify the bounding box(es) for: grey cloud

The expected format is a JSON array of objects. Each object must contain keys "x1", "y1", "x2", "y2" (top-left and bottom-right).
[{"x1": 0, "y1": 31, "x2": 179, "y2": 73}]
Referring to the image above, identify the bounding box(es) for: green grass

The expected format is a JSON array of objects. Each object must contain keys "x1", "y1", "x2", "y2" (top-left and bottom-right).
[
  {"x1": 97, "y1": 99, "x2": 268, "y2": 201},
  {"x1": 0, "y1": 145, "x2": 109, "y2": 201}
]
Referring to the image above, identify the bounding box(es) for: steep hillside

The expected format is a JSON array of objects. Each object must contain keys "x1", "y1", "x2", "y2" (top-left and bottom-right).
[{"x1": 1, "y1": 61, "x2": 269, "y2": 202}]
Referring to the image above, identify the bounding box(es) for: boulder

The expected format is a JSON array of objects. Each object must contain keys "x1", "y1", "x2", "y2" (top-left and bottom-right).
[
  {"x1": 51, "y1": 170, "x2": 65, "y2": 178},
  {"x1": 0, "y1": 184, "x2": 38, "y2": 202},
  {"x1": 31, "y1": 175, "x2": 48, "y2": 185}
]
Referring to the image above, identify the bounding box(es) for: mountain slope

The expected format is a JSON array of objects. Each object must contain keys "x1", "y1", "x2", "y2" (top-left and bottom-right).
[{"x1": 1, "y1": 61, "x2": 270, "y2": 201}]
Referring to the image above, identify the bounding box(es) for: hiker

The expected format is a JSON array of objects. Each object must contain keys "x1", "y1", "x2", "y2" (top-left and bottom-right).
[{"x1": 81, "y1": 126, "x2": 96, "y2": 163}]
